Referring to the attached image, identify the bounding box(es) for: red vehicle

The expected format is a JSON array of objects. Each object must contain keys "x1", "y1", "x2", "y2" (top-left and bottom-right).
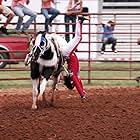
[{"x1": 0, "y1": 36, "x2": 30, "y2": 68}]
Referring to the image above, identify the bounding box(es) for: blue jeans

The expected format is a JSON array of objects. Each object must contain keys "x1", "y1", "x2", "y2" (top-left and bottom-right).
[
  {"x1": 64, "y1": 14, "x2": 76, "y2": 42},
  {"x1": 41, "y1": 8, "x2": 60, "y2": 32},
  {"x1": 101, "y1": 37, "x2": 117, "y2": 52},
  {"x1": 13, "y1": 5, "x2": 37, "y2": 31}
]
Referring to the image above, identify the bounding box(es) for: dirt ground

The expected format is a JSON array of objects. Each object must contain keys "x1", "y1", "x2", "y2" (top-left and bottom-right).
[{"x1": 0, "y1": 86, "x2": 140, "y2": 140}]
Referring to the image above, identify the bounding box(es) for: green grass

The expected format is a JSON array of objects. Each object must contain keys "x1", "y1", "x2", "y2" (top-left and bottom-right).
[
  {"x1": 80, "y1": 62, "x2": 140, "y2": 86},
  {"x1": 0, "y1": 62, "x2": 140, "y2": 88}
]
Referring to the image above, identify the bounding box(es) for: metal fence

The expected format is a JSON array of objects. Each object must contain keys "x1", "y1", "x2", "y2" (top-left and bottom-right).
[{"x1": 0, "y1": 13, "x2": 140, "y2": 84}]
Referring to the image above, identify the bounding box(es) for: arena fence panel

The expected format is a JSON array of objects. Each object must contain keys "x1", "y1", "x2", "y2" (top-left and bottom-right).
[{"x1": 0, "y1": 13, "x2": 140, "y2": 85}]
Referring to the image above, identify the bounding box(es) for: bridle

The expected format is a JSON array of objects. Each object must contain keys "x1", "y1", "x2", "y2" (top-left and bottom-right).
[{"x1": 31, "y1": 33, "x2": 52, "y2": 62}]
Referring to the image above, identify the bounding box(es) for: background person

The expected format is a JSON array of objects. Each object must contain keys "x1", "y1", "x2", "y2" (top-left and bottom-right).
[
  {"x1": 64, "y1": 0, "x2": 83, "y2": 42},
  {"x1": 12, "y1": 0, "x2": 37, "y2": 33},
  {"x1": 0, "y1": 0, "x2": 14, "y2": 35},
  {"x1": 41, "y1": 0, "x2": 60, "y2": 32},
  {"x1": 100, "y1": 20, "x2": 117, "y2": 54}
]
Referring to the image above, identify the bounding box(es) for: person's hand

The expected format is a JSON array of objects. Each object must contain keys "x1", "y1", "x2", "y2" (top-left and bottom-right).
[{"x1": 75, "y1": 1, "x2": 81, "y2": 6}]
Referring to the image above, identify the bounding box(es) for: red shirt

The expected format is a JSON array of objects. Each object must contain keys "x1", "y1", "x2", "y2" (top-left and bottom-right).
[
  {"x1": 41, "y1": 0, "x2": 53, "y2": 8},
  {"x1": 0, "y1": 0, "x2": 2, "y2": 5},
  {"x1": 12, "y1": 0, "x2": 27, "y2": 8}
]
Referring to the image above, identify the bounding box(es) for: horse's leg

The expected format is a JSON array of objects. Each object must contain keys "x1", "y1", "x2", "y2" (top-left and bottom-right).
[
  {"x1": 31, "y1": 78, "x2": 39, "y2": 110},
  {"x1": 50, "y1": 76, "x2": 58, "y2": 103},
  {"x1": 38, "y1": 78, "x2": 47, "y2": 101}
]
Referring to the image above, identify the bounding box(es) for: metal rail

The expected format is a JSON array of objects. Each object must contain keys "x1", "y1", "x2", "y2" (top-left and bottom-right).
[{"x1": 0, "y1": 13, "x2": 140, "y2": 84}]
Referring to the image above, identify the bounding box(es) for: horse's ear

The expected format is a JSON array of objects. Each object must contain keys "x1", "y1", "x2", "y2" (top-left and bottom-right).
[
  {"x1": 42, "y1": 32, "x2": 46, "y2": 38},
  {"x1": 37, "y1": 31, "x2": 46, "y2": 36}
]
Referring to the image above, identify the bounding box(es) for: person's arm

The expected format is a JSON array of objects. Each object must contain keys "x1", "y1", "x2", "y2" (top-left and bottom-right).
[
  {"x1": 66, "y1": 0, "x2": 73, "y2": 15},
  {"x1": 68, "y1": 0, "x2": 82, "y2": 11},
  {"x1": 66, "y1": 0, "x2": 83, "y2": 15},
  {"x1": 110, "y1": 23, "x2": 115, "y2": 30},
  {"x1": 111, "y1": 25, "x2": 115, "y2": 31},
  {"x1": 100, "y1": 22, "x2": 105, "y2": 27},
  {"x1": 79, "y1": 0, "x2": 83, "y2": 13},
  {"x1": 66, "y1": 0, "x2": 72, "y2": 11}
]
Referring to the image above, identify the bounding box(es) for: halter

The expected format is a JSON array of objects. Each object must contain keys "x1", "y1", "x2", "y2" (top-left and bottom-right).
[
  {"x1": 38, "y1": 34, "x2": 50, "y2": 56},
  {"x1": 31, "y1": 33, "x2": 52, "y2": 61}
]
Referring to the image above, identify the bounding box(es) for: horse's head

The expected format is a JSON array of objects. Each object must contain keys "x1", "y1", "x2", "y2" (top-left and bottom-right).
[{"x1": 31, "y1": 32, "x2": 50, "y2": 62}]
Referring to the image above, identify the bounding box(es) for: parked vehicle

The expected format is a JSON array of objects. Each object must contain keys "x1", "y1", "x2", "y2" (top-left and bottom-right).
[{"x1": 0, "y1": 36, "x2": 30, "y2": 68}]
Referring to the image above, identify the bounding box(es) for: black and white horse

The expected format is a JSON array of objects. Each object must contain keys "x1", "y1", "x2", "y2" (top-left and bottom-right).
[{"x1": 30, "y1": 31, "x2": 66, "y2": 109}]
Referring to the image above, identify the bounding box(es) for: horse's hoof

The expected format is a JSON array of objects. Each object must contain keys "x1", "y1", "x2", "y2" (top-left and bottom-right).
[
  {"x1": 31, "y1": 105, "x2": 37, "y2": 110},
  {"x1": 38, "y1": 95, "x2": 43, "y2": 101}
]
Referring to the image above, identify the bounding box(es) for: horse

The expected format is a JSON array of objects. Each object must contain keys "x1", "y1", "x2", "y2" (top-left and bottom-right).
[{"x1": 29, "y1": 31, "x2": 66, "y2": 110}]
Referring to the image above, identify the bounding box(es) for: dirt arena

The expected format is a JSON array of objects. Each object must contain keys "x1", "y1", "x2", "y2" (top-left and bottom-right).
[{"x1": 0, "y1": 86, "x2": 140, "y2": 140}]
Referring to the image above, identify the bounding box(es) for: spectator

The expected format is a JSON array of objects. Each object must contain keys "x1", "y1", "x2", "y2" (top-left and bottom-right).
[
  {"x1": 64, "y1": 0, "x2": 83, "y2": 42},
  {"x1": 41, "y1": 0, "x2": 60, "y2": 32},
  {"x1": 0, "y1": 0, "x2": 15, "y2": 35},
  {"x1": 12, "y1": 0, "x2": 37, "y2": 34},
  {"x1": 100, "y1": 20, "x2": 117, "y2": 54}
]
